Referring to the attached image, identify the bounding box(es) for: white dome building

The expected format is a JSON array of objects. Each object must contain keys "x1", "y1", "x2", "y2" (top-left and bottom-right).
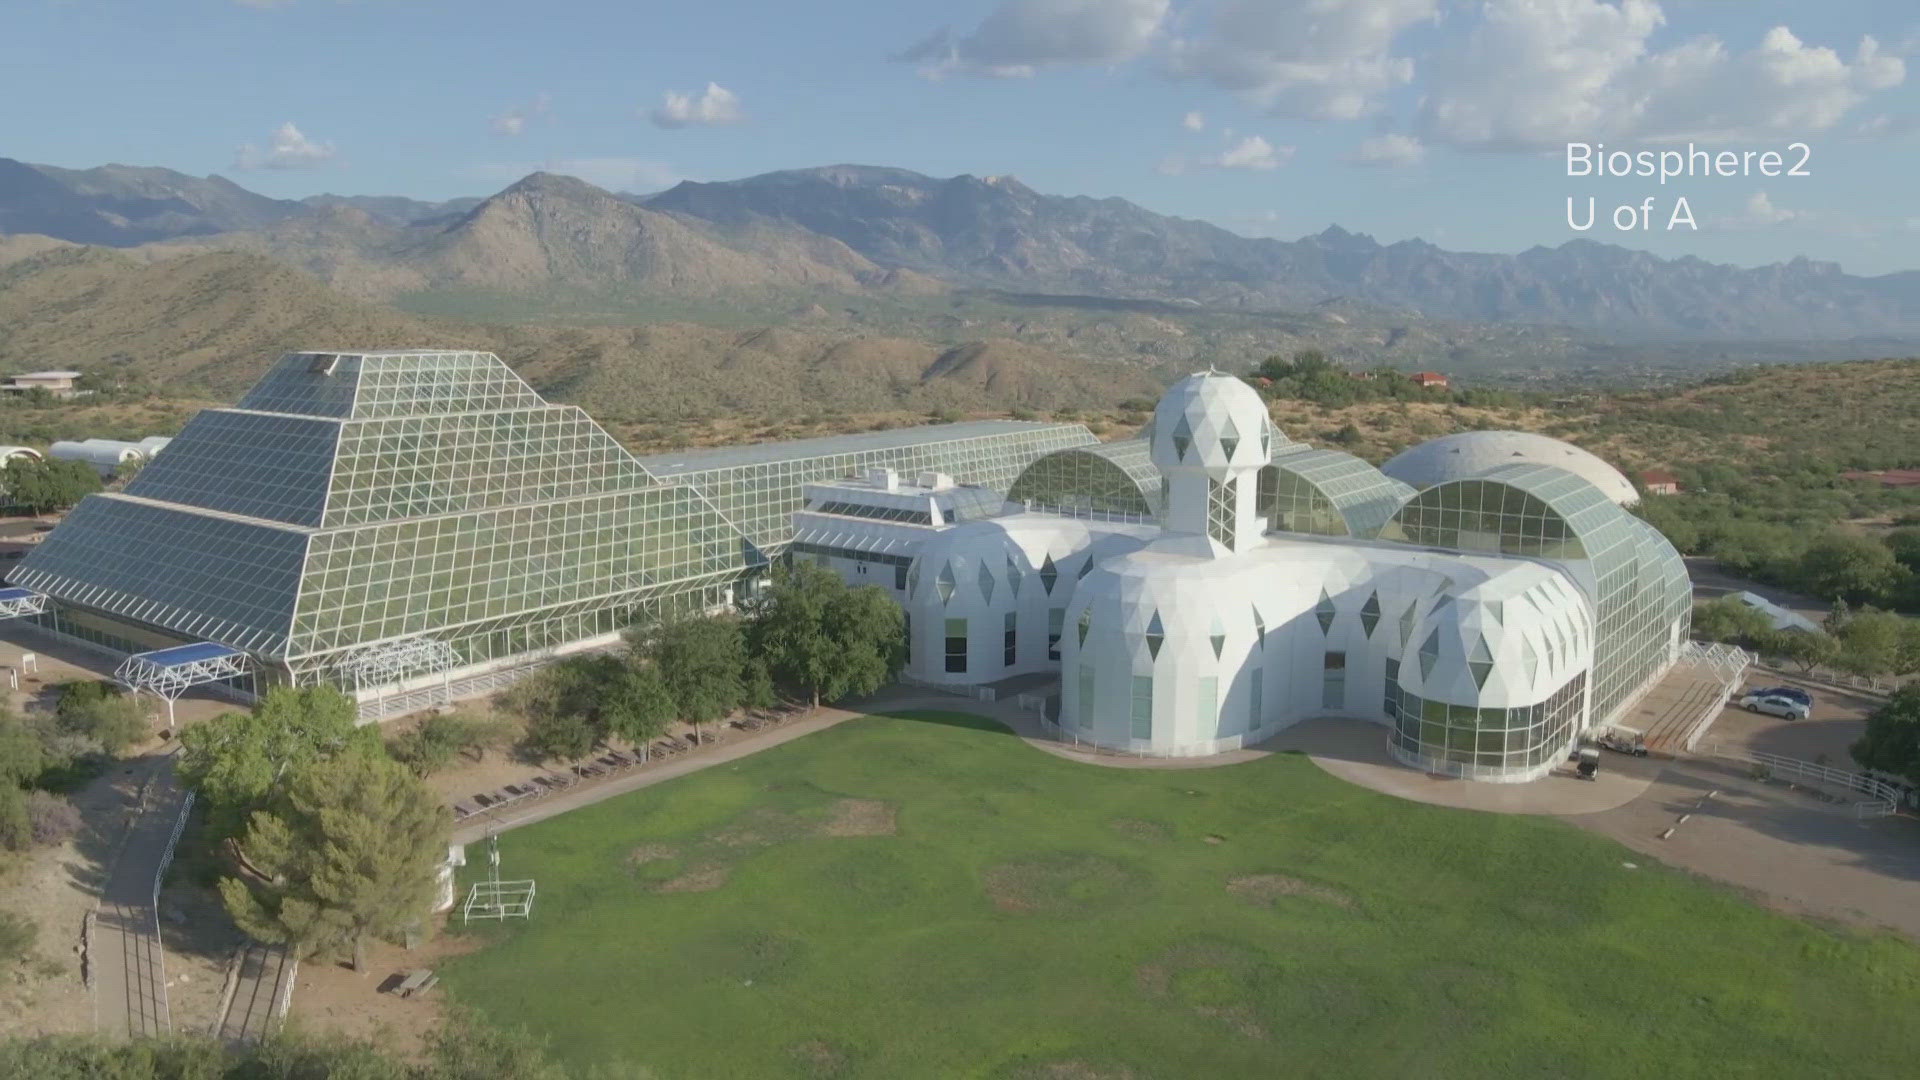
[
  {"x1": 1380, "y1": 430, "x2": 1640, "y2": 507},
  {"x1": 896, "y1": 370, "x2": 1693, "y2": 782}
]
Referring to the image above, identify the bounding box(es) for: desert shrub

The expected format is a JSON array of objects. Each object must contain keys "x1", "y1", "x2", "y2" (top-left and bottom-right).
[
  {"x1": 55, "y1": 680, "x2": 147, "y2": 754},
  {"x1": 25, "y1": 790, "x2": 79, "y2": 846}
]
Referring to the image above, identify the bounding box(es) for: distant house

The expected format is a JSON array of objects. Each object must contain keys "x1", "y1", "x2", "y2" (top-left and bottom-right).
[
  {"x1": 1639, "y1": 468, "x2": 1681, "y2": 496},
  {"x1": 1, "y1": 371, "x2": 86, "y2": 398},
  {"x1": 1841, "y1": 469, "x2": 1920, "y2": 489},
  {"x1": 1409, "y1": 371, "x2": 1449, "y2": 389},
  {"x1": 1729, "y1": 591, "x2": 1821, "y2": 635}
]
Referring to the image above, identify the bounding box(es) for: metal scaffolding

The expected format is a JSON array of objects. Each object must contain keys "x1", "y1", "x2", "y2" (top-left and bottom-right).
[{"x1": 0, "y1": 587, "x2": 49, "y2": 620}]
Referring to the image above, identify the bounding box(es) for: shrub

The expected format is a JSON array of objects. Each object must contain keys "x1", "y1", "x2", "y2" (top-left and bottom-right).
[
  {"x1": 0, "y1": 911, "x2": 35, "y2": 972},
  {"x1": 24, "y1": 790, "x2": 79, "y2": 847}
]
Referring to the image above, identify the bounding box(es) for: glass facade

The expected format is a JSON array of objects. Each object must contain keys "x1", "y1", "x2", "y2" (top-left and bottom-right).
[
  {"x1": 1257, "y1": 448, "x2": 1415, "y2": 539},
  {"x1": 1006, "y1": 439, "x2": 1162, "y2": 521},
  {"x1": 1388, "y1": 671, "x2": 1587, "y2": 776},
  {"x1": 1130, "y1": 675, "x2": 1153, "y2": 739},
  {"x1": 639, "y1": 421, "x2": 1093, "y2": 553},
  {"x1": 1381, "y1": 463, "x2": 1689, "y2": 729}
]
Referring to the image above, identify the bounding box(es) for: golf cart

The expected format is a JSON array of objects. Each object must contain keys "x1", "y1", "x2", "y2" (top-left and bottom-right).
[
  {"x1": 1575, "y1": 747, "x2": 1601, "y2": 781},
  {"x1": 1597, "y1": 728, "x2": 1648, "y2": 757}
]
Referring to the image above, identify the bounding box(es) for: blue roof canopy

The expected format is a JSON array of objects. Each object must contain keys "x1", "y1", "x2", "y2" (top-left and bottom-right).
[{"x1": 131, "y1": 642, "x2": 245, "y2": 667}]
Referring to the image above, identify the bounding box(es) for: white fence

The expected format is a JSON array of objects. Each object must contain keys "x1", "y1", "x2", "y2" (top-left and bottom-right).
[
  {"x1": 150, "y1": 788, "x2": 195, "y2": 1034},
  {"x1": 1680, "y1": 641, "x2": 1754, "y2": 752},
  {"x1": 1707, "y1": 745, "x2": 1902, "y2": 818}
]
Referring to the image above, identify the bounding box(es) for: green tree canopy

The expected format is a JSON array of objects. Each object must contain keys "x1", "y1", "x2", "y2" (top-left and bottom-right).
[
  {"x1": 643, "y1": 617, "x2": 747, "y2": 742},
  {"x1": 600, "y1": 663, "x2": 676, "y2": 749},
  {"x1": 178, "y1": 686, "x2": 381, "y2": 839},
  {"x1": 1, "y1": 456, "x2": 103, "y2": 514},
  {"x1": 1799, "y1": 531, "x2": 1904, "y2": 605},
  {"x1": 1689, "y1": 596, "x2": 1775, "y2": 647},
  {"x1": 508, "y1": 654, "x2": 621, "y2": 762},
  {"x1": 1851, "y1": 685, "x2": 1920, "y2": 787},
  {"x1": 747, "y1": 563, "x2": 905, "y2": 707},
  {"x1": 220, "y1": 752, "x2": 448, "y2": 972}
]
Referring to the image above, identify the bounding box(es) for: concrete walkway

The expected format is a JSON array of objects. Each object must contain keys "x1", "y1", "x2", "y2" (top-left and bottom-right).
[{"x1": 91, "y1": 757, "x2": 188, "y2": 1038}]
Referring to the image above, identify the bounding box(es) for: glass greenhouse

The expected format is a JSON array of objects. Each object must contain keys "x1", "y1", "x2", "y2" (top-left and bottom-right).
[{"x1": 1006, "y1": 439, "x2": 1163, "y2": 521}]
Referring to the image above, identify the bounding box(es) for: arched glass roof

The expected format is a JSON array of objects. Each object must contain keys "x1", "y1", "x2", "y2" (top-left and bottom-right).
[
  {"x1": 1381, "y1": 461, "x2": 1688, "y2": 727},
  {"x1": 1007, "y1": 439, "x2": 1162, "y2": 521},
  {"x1": 1258, "y1": 447, "x2": 1414, "y2": 539}
]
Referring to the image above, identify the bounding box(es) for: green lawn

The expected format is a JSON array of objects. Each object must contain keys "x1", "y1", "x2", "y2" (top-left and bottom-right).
[{"x1": 442, "y1": 712, "x2": 1920, "y2": 1079}]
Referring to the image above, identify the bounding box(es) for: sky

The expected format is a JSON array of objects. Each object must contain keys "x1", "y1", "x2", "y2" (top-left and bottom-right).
[{"x1": 4, "y1": 0, "x2": 1917, "y2": 275}]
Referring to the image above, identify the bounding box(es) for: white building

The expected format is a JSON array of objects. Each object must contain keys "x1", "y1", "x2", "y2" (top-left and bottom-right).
[
  {"x1": 48, "y1": 437, "x2": 168, "y2": 478},
  {"x1": 790, "y1": 469, "x2": 1012, "y2": 598},
  {"x1": 884, "y1": 371, "x2": 1691, "y2": 783}
]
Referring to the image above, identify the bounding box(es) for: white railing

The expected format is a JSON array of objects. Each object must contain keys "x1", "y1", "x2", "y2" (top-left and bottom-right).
[
  {"x1": 1708, "y1": 745, "x2": 1901, "y2": 817},
  {"x1": 1679, "y1": 641, "x2": 1753, "y2": 752},
  {"x1": 150, "y1": 788, "x2": 195, "y2": 1034}
]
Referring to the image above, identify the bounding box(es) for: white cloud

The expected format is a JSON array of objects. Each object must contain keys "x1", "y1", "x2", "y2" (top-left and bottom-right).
[
  {"x1": 1345, "y1": 132, "x2": 1425, "y2": 167},
  {"x1": 1162, "y1": 133, "x2": 1292, "y2": 173},
  {"x1": 233, "y1": 122, "x2": 335, "y2": 170},
  {"x1": 1418, "y1": 1, "x2": 1906, "y2": 149},
  {"x1": 1734, "y1": 190, "x2": 1800, "y2": 227},
  {"x1": 648, "y1": 83, "x2": 744, "y2": 128},
  {"x1": 491, "y1": 93, "x2": 551, "y2": 137},
  {"x1": 1182, "y1": 110, "x2": 1206, "y2": 131},
  {"x1": 898, "y1": 0, "x2": 1170, "y2": 79},
  {"x1": 1166, "y1": 0, "x2": 1438, "y2": 120}
]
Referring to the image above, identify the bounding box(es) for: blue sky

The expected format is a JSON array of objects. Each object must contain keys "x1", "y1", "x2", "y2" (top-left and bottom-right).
[{"x1": 5, "y1": 0, "x2": 1916, "y2": 274}]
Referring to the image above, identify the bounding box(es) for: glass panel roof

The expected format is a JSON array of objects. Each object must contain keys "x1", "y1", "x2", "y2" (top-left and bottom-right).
[
  {"x1": 123, "y1": 409, "x2": 341, "y2": 527},
  {"x1": 1006, "y1": 438, "x2": 1163, "y2": 520}
]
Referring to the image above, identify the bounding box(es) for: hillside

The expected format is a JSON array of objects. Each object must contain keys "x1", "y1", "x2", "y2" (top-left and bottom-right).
[{"x1": 0, "y1": 248, "x2": 1156, "y2": 416}]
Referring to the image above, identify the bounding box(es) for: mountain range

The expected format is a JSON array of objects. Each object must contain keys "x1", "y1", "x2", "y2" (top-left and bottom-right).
[{"x1": 3, "y1": 157, "x2": 1915, "y2": 340}]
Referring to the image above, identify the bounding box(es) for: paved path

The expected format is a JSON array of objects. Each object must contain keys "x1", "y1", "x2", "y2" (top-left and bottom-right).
[
  {"x1": 215, "y1": 940, "x2": 295, "y2": 1045},
  {"x1": 91, "y1": 758, "x2": 189, "y2": 1038}
]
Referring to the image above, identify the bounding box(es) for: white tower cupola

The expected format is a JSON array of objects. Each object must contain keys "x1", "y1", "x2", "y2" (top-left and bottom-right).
[{"x1": 1148, "y1": 370, "x2": 1274, "y2": 556}]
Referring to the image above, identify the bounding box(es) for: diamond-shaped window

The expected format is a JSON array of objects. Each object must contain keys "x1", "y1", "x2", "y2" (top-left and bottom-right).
[
  {"x1": 1259, "y1": 418, "x2": 1271, "y2": 458},
  {"x1": 1219, "y1": 416, "x2": 1240, "y2": 461},
  {"x1": 1468, "y1": 636, "x2": 1494, "y2": 689},
  {"x1": 1400, "y1": 601, "x2": 1418, "y2": 647},
  {"x1": 1171, "y1": 414, "x2": 1193, "y2": 460},
  {"x1": 978, "y1": 562, "x2": 996, "y2": 604},
  {"x1": 1419, "y1": 629, "x2": 1442, "y2": 681},
  {"x1": 935, "y1": 563, "x2": 956, "y2": 605},
  {"x1": 1315, "y1": 589, "x2": 1336, "y2": 634},
  {"x1": 1039, "y1": 554, "x2": 1058, "y2": 594},
  {"x1": 1005, "y1": 556, "x2": 1023, "y2": 597},
  {"x1": 1359, "y1": 592, "x2": 1381, "y2": 637},
  {"x1": 1145, "y1": 611, "x2": 1165, "y2": 660}
]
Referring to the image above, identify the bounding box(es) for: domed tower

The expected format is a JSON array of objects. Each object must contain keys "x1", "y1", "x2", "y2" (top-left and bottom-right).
[{"x1": 1149, "y1": 370, "x2": 1275, "y2": 556}]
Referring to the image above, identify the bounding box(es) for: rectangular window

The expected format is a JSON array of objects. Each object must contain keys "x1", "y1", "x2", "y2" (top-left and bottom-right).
[
  {"x1": 1323, "y1": 650, "x2": 1346, "y2": 711},
  {"x1": 1078, "y1": 663, "x2": 1096, "y2": 729},
  {"x1": 1383, "y1": 655, "x2": 1399, "y2": 717},
  {"x1": 1197, "y1": 676, "x2": 1218, "y2": 736},
  {"x1": 1003, "y1": 612, "x2": 1017, "y2": 667},
  {"x1": 944, "y1": 617, "x2": 967, "y2": 674},
  {"x1": 894, "y1": 563, "x2": 908, "y2": 590},
  {"x1": 1130, "y1": 675, "x2": 1153, "y2": 740},
  {"x1": 1249, "y1": 674, "x2": 1263, "y2": 734},
  {"x1": 1047, "y1": 608, "x2": 1065, "y2": 660},
  {"x1": 904, "y1": 613, "x2": 911, "y2": 663}
]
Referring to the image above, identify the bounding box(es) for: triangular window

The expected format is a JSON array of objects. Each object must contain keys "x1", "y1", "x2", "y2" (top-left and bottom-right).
[
  {"x1": 1171, "y1": 413, "x2": 1192, "y2": 460},
  {"x1": 1359, "y1": 592, "x2": 1381, "y2": 637},
  {"x1": 1078, "y1": 557, "x2": 1094, "y2": 580},
  {"x1": 1005, "y1": 556, "x2": 1023, "y2": 597},
  {"x1": 1209, "y1": 613, "x2": 1226, "y2": 660},
  {"x1": 1521, "y1": 637, "x2": 1539, "y2": 685},
  {"x1": 1419, "y1": 629, "x2": 1442, "y2": 681},
  {"x1": 1039, "y1": 554, "x2": 1058, "y2": 594},
  {"x1": 1077, "y1": 608, "x2": 1092, "y2": 647},
  {"x1": 1468, "y1": 636, "x2": 1494, "y2": 689},
  {"x1": 1315, "y1": 589, "x2": 1336, "y2": 634},
  {"x1": 935, "y1": 563, "x2": 956, "y2": 605},
  {"x1": 1399, "y1": 601, "x2": 1418, "y2": 647},
  {"x1": 1252, "y1": 604, "x2": 1266, "y2": 649},
  {"x1": 978, "y1": 562, "x2": 995, "y2": 604},
  {"x1": 1259, "y1": 418, "x2": 1271, "y2": 458},
  {"x1": 1219, "y1": 416, "x2": 1240, "y2": 461},
  {"x1": 1145, "y1": 611, "x2": 1164, "y2": 660},
  {"x1": 1486, "y1": 599, "x2": 1503, "y2": 626}
]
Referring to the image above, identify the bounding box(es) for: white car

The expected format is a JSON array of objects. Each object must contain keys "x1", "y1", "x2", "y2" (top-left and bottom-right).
[{"x1": 1737, "y1": 692, "x2": 1811, "y2": 721}]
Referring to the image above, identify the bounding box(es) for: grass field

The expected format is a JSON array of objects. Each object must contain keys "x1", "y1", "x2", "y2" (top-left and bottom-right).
[{"x1": 443, "y1": 712, "x2": 1920, "y2": 1079}]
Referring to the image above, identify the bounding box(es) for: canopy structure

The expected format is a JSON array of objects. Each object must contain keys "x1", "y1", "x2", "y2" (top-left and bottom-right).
[
  {"x1": 0, "y1": 587, "x2": 49, "y2": 620},
  {"x1": 334, "y1": 636, "x2": 461, "y2": 692},
  {"x1": 114, "y1": 642, "x2": 250, "y2": 723}
]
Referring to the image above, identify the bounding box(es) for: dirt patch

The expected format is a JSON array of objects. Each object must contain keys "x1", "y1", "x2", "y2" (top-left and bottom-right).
[
  {"x1": 1228, "y1": 874, "x2": 1354, "y2": 910},
  {"x1": 1002, "y1": 1062, "x2": 1138, "y2": 1080},
  {"x1": 626, "y1": 843, "x2": 677, "y2": 867},
  {"x1": 1108, "y1": 818, "x2": 1170, "y2": 842},
  {"x1": 1203, "y1": 834, "x2": 1225, "y2": 845},
  {"x1": 285, "y1": 929, "x2": 484, "y2": 1056},
  {"x1": 823, "y1": 798, "x2": 897, "y2": 837},
  {"x1": 656, "y1": 866, "x2": 730, "y2": 893},
  {"x1": 788, "y1": 1038, "x2": 851, "y2": 1077},
  {"x1": 1195, "y1": 1005, "x2": 1268, "y2": 1041},
  {"x1": 1134, "y1": 939, "x2": 1275, "y2": 1042},
  {"x1": 983, "y1": 853, "x2": 1148, "y2": 914}
]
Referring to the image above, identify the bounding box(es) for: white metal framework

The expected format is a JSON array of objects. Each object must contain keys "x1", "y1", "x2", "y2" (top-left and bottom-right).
[
  {"x1": 462, "y1": 833, "x2": 536, "y2": 923},
  {"x1": 114, "y1": 642, "x2": 251, "y2": 724},
  {"x1": 0, "y1": 586, "x2": 48, "y2": 620},
  {"x1": 333, "y1": 636, "x2": 460, "y2": 692}
]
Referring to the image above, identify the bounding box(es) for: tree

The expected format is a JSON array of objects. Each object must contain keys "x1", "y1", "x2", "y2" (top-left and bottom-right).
[
  {"x1": 1798, "y1": 530, "x2": 1901, "y2": 605},
  {"x1": 507, "y1": 655, "x2": 618, "y2": 762},
  {"x1": 220, "y1": 752, "x2": 448, "y2": 972},
  {"x1": 644, "y1": 617, "x2": 747, "y2": 744},
  {"x1": 1689, "y1": 596, "x2": 1774, "y2": 647},
  {"x1": 1, "y1": 456, "x2": 103, "y2": 514},
  {"x1": 386, "y1": 711, "x2": 505, "y2": 778},
  {"x1": 1767, "y1": 628, "x2": 1838, "y2": 674},
  {"x1": 54, "y1": 680, "x2": 146, "y2": 754},
  {"x1": 178, "y1": 686, "x2": 381, "y2": 840},
  {"x1": 1850, "y1": 685, "x2": 1920, "y2": 787},
  {"x1": 1833, "y1": 609, "x2": 1907, "y2": 678},
  {"x1": 600, "y1": 663, "x2": 675, "y2": 750},
  {"x1": 747, "y1": 563, "x2": 905, "y2": 708}
]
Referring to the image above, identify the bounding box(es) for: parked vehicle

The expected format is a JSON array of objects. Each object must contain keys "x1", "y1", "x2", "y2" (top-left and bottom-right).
[
  {"x1": 1576, "y1": 747, "x2": 1600, "y2": 780},
  {"x1": 1597, "y1": 729, "x2": 1648, "y2": 756},
  {"x1": 1737, "y1": 692, "x2": 1811, "y2": 721},
  {"x1": 1749, "y1": 685, "x2": 1813, "y2": 708}
]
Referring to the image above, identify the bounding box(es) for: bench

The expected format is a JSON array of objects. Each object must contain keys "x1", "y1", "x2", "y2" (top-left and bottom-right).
[{"x1": 393, "y1": 968, "x2": 437, "y2": 998}]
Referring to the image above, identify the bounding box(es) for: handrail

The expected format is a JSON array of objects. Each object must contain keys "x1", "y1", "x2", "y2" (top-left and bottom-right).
[{"x1": 1707, "y1": 743, "x2": 1901, "y2": 813}]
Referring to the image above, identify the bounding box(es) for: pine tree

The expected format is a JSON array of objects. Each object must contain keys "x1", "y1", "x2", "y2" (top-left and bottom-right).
[{"x1": 220, "y1": 752, "x2": 449, "y2": 971}]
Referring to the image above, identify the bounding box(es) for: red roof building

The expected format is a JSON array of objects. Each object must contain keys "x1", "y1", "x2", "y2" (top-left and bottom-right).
[
  {"x1": 1409, "y1": 371, "x2": 1449, "y2": 389},
  {"x1": 1639, "y1": 469, "x2": 1681, "y2": 496}
]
